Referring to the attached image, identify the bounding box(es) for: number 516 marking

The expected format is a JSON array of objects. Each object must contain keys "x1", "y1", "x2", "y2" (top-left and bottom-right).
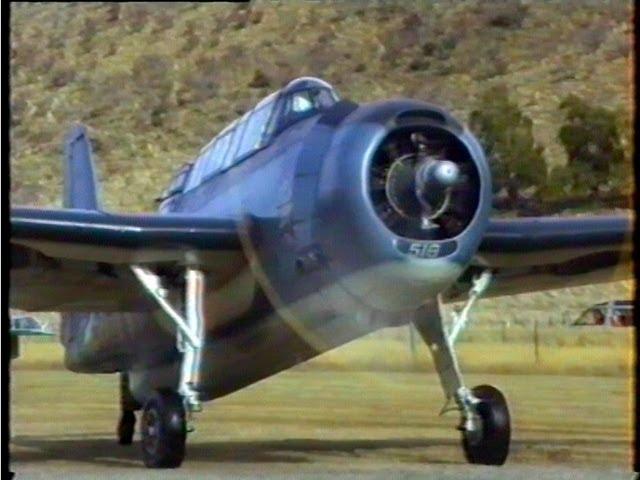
[{"x1": 408, "y1": 242, "x2": 441, "y2": 258}]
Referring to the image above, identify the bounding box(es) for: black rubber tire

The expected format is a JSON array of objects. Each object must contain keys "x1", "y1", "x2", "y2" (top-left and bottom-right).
[
  {"x1": 140, "y1": 390, "x2": 186, "y2": 468},
  {"x1": 117, "y1": 410, "x2": 136, "y2": 445},
  {"x1": 462, "y1": 384, "x2": 510, "y2": 466}
]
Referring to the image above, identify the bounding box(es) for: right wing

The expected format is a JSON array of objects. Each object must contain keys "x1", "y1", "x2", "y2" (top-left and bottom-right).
[{"x1": 448, "y1": 214, "x2": 634, "y2": 301}]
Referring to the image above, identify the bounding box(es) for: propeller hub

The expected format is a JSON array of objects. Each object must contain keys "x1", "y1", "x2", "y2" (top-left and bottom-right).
[
  {"x1": 417, "y1": 160, "x2": 461, "y2": 190},
  {"x1": 368, "y1": 126, "x2": 481, "y2": 240}
]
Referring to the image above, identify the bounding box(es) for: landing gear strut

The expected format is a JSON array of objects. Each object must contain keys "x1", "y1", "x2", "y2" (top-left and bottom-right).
[
  {"x1": 130, "y1": 266, "x2": 207, "y2": 468},
  {"x1": 412, "y1": 270, "x2": 510, "y2": 466},
  {"x1": 117, "y1": 411, "x2": 136, "y2": 445},
  {"x1": 117, "y1": 372, "x2": 139, "y2": 445}
]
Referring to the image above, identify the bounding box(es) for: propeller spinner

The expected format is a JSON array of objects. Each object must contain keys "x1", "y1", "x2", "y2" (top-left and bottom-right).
[{"x1": 368, "y1": 126, "x2": 479, "y2": 240}]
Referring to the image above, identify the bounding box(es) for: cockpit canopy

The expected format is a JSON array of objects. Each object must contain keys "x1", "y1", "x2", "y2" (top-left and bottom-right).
[{"x1": 184, "y1": 77, "x2": 340, "y2": 192}]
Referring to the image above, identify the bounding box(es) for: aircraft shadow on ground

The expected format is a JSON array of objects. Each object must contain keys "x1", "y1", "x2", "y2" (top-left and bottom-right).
[
  {"x1": 10, "y1": 435, "x2": 626, "y2": 469},
  {"x1": 10, "y1": 435, "x2": 461, "y2": 468}
]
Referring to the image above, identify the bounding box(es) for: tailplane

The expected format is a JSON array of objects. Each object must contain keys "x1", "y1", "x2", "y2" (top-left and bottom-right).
[{"x1": 64, "y1": 124, "x2": 101, "y2": 210}]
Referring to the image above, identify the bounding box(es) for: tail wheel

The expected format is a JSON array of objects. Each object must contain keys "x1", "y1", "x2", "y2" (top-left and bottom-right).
[
  {"x1": 141, "y1": 390, "x2": 186, "y2": 468},
  {"x1": 462, "y1": 384, "x2": 510, "y2": 465}
]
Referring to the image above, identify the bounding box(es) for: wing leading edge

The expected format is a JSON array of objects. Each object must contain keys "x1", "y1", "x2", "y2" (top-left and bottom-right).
[
  {"x1": 12, "y1": 207, "x2": 240, "y2": 261},
  {"x1": 10, "y1": 207, "x2": 241, "y2": 312}
]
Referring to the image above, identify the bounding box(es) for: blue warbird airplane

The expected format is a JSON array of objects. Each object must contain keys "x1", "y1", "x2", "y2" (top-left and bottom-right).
[{"x1": 10, "y1": 77, "x2": 633, "y2": 468}]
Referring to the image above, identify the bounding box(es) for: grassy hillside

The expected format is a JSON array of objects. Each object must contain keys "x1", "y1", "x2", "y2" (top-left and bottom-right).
[{"x1": 10, "y1": 1, "x2": 632, "y2": 211}]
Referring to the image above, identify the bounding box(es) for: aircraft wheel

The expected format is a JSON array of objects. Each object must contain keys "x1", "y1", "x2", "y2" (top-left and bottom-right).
[
  {"x1": 462, "y1": 384, "x2": 510, "y2": 465},
  {"x1": 117, "y1": 410, "x2": 136, "y2": 445},
  {"x1": 140, "y1": 390, "x2": 186, "y2": 468}
]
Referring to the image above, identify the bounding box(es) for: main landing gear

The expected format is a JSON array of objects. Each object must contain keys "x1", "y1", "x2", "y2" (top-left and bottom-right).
[
  {"x1": 127, "y1": 266, "x2": 207, "y2": 468},
  {"x1": 140, "y1": 390, "x2": 186, "y2": 468},
  {"x1": 412, "y1": 270, "x2": 511, "y2": 466},
  {"x1": 117, "y1": 373, "x2": 138, "y2": 445}
]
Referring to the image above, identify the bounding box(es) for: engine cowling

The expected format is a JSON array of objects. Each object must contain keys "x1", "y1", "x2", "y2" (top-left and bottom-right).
[{"x1": 242, "y1": 99, "x2": 492, "y2": 319}]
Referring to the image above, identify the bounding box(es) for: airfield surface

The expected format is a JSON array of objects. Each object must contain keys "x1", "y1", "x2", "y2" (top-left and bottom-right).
[{"x1": 10, "y1": 360, "x2": 633, "y2": 479}]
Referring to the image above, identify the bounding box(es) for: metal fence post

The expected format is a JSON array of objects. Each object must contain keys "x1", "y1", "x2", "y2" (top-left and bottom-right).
[
  {"x1": 409, "y1": 324, "x2": 417, "y2": 363},
  {"x1": 534, "y1": 319, "x2": 540, "y2": 364}
]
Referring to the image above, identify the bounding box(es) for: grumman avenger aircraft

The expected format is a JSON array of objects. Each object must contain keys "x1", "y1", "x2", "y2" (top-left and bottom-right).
[{"x1": 10, "y1": 77, "x2": 633, "y2": 468}]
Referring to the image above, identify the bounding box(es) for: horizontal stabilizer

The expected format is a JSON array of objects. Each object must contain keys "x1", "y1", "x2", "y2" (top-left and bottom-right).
[
  {"x1": 10, "y1": 316, "x2": 54, "y2": 360},
  {"x1": 10, "y1": 315, "x2": 54, "y2": 336}
]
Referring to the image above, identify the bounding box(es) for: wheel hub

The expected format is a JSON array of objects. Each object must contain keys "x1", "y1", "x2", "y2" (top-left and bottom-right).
[{"x1": 142, "y1": 409, "x2": 160, "y2": 454}]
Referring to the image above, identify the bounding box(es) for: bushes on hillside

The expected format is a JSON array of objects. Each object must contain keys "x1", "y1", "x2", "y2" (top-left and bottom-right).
[
  {"x1": 131, "y1": 54, "x2": 174, "y2": 127},
  {"x1": 470, "y1": 88, "x2": 631, "y2": 208},
  {"x1": 480, "y1": 1, "x2": 529, "y2": 29},
  {"x1": 9, "y1": 2, "x2": 632, "y2": 213},
  {"x1": 469, "y1": 84, "x2": 547, "y2": 200},
  {"x1": 552, "y1": 94, "x2": 630, "y2": 198}
]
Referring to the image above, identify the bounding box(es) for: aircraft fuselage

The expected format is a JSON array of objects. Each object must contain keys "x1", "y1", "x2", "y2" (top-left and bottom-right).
[{"x1": 61, "y1": 96, "x2": 492, "y2": 405}]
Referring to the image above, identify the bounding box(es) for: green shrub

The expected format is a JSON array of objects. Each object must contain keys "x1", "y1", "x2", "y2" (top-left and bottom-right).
[
  {"x1": 557, "y1": 94, "x2": 628, "y2": 197},
  {"x1": 481, "y1": 1, "x2": 528, "y2": 29},
  {"x1": 131, "y1": 54, "x2": 174, "y2": 127},
  {"x1": 469, "y1": 84, "x2": 547, "y2": 196},
  {"x1": 124, "y1": 3, "x2": 149, "y2": 33},
  {"x1": 79, "y1": 17, "x2": 97, "y2": 52},
  {"x1": 48, "y1": 63, "x2": 76, "y2": 88}
]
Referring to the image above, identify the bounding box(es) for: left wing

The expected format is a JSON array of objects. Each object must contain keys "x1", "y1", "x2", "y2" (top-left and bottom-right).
[
  {"x1": 11, "y1": 123, "x2": 243, "y2": 313},
  {"x1": 11, "y1": 207, "x2": 241, "y2": 312},
  {"x1": 446, "y1": 214, "x2": 634, "y2": 301}
]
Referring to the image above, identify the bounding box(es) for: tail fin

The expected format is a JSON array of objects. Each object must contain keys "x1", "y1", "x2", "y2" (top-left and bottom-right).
[{"x1": 63, "y1": 124, "x2": 101, "y2": 210}]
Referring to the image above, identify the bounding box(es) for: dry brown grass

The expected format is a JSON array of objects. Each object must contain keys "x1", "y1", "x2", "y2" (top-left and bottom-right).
[{"x1": 10, "y1": 2, "x2": 633, "y2": 211}]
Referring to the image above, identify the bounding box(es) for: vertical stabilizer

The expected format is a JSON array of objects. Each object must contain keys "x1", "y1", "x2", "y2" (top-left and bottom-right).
[{"x1": 64, "y1": 124, "x2": 100, "y2": 210}]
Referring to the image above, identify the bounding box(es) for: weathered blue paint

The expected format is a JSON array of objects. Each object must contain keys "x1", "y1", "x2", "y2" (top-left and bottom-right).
[
  {"x1": 63, "y1": 124, "x2": 100, "y2": 210},
  {"x1": 10, "y1": 78, "x2": 633, "y2": 407},
  {"x1": 11, "y1": 207, "x2": 240, "y2": 251}
]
